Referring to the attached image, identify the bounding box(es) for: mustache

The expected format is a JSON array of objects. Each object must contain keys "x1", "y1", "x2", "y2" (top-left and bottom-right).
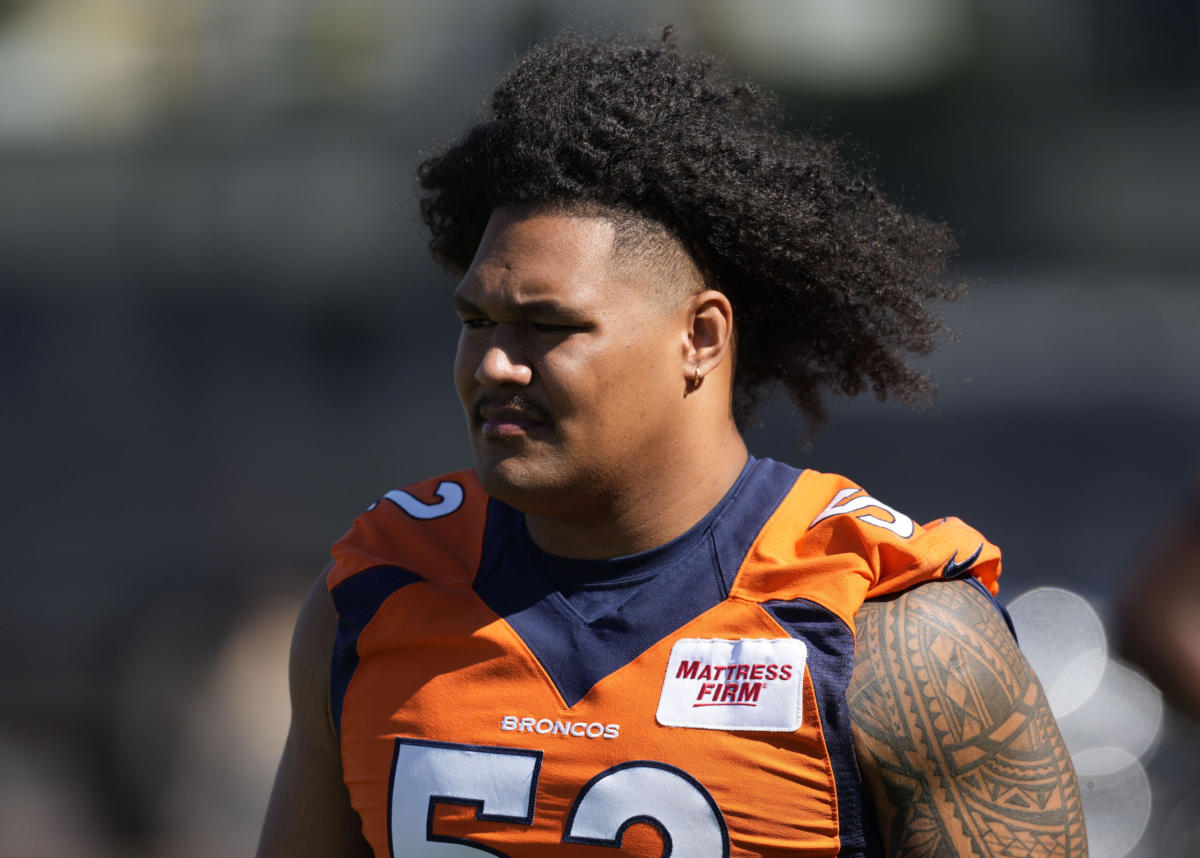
[{"x1": 473, "y1": 394, "x2": 552, "y2": 424}]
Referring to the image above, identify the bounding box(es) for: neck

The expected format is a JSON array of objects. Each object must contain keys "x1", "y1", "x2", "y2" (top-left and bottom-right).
[{"x1": 524, "y1": 428, "x2": 749, "y2": 559}]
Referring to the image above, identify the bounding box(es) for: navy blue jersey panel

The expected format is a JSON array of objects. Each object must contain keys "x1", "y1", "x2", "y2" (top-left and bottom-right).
[
  {"x1": 764, "y1": 599, "x2": 883, "y2": 858},
  {"x1": 474, "y1": 459, "x2": 802, "y2": 707},
  {"x1": 710, "y1": 458, "x2": 803, "y2": 592},
  {"x1": 535, "y1": 458, "x2": 757, "y2": 622},
  {"x1": 329, "y1": 565, "x2": 422, "y2": 736},
  {"x1": 473, "y1": 498, "x2": 555, "y2": 618},
  {"x1": 474, "y1": 509, "x2": 727, "y2": 707}
]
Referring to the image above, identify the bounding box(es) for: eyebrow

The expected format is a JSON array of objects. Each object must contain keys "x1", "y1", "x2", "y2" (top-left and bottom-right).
[
  {"x1": 452, "y1": 292, "x2": 584, "y2": 320},
  {"x1": 452, "y1": 293, "x2": 482, "y2": 315}
]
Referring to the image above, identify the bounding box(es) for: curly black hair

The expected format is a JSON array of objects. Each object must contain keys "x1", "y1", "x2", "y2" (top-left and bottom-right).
[{"x1": 417, "y1": 27, "x2": 961, "y2": 433}]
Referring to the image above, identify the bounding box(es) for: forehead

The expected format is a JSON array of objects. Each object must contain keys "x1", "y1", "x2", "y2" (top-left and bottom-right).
[{"x1": 456, "y1": 207, "x2": 643, "y2": 308}]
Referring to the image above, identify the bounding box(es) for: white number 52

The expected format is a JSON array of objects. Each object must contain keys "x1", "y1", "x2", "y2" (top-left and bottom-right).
[{"x1": 390, "y1": 738, "x2": 730, "y2": 856}]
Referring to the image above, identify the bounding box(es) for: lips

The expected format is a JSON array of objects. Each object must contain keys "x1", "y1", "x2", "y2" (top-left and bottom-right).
[{"x1": 474, "y1": 396, "x2": 551, "y2": 439}]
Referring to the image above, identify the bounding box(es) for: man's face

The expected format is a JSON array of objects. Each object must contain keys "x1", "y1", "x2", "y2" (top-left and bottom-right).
[{"x1": 452, "y1": 206, "x2": 692, "y2": 516}]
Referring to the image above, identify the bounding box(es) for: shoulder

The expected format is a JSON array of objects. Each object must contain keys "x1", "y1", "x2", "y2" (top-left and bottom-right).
[
  {"x1": 848, "y1": 579, "x2": 1088, "y2": 857},
  {"x1": 328, "y1": 468, "x2": 494, "y2": 589},
  {"x1": 289, "y1": 565, "x2": 341, "y2": 729},
  {"x1": 740, "y1": 465, "x2": 1001, "y2": 607},
  {"x1": 257, "y1": 566, "x2": 375, "y2": 858},
  {"x1": 849, "y1": 578, "x2": 1024, "y2": 711}
]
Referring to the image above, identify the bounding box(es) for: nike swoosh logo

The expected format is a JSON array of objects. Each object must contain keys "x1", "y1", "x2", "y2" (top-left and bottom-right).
[{"x1": 943, "y1": 543, "x2": 984, "y2": 579}]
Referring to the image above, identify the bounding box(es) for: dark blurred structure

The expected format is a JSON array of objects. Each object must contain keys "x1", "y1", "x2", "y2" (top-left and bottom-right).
[
  {"x1": 1120, "y1": 475, "x2": 1200, "y2": 723},
  {"x1": 2, "y1": 2, "x2": 1198, "y2": 856}
]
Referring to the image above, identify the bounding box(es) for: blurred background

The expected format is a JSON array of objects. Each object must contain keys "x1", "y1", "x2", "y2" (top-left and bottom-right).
[{"x1": 2, "y1": 1, "x2": 1197, "y2": 856}]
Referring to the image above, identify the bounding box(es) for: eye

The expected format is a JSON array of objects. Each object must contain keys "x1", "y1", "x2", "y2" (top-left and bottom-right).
[
  {"x1": 531, "y1": 322, "x2": 577, "y2": 334},
  {"x1": 460, "y1": 317, "x2": 494, "y2": 330}
]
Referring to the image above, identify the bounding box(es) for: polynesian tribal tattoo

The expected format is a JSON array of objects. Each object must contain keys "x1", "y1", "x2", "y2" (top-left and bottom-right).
[{"x1": 848, "y1": 580, "x2": 1089, "y2": 858}]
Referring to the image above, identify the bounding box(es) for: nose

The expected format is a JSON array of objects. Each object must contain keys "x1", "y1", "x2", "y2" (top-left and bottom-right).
[{"x1": 474, "y1": 328, "x2": 533, "y2": 387}]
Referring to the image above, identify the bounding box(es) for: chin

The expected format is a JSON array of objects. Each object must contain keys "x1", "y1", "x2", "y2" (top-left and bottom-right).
[
  {"x1": 474, "y1": 454, "x2": 540, "y2": 503},
  {"x1": 473, "y1": 451, "x2": 573, "y2": 514}
]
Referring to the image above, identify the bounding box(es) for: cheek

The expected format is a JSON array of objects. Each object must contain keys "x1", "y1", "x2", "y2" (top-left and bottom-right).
[
  {"x1": 588, "y1": 339, "x2": 678, "y2": 421},
  {"x1": 542, "y1": 321, "x2": 678, "y2": 422},
  {"x1": 622, "y1": 328, "x2": 681, "y2": 391},
  {"x1": 452, "y1": 335, "x2": 477, "y2": 400}
]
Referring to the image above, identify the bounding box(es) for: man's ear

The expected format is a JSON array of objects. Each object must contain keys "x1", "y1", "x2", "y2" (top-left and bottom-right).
[{"x1": 684, "y1": 289, "x2": 735, "y2": 386}]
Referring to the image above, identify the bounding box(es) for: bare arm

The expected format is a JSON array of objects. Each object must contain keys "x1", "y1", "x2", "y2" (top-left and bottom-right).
[
  {"x1": 257, "y1": 567, "x2": 374, "y2": 858},
  {"x1": 848, "y1": 579, "x2": 1088, "y2": 857}
]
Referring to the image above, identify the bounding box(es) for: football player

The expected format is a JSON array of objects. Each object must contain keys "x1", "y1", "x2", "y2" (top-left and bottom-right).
[{"x1": 258, "y1": 29, "x2": 1087, "y2": 858}]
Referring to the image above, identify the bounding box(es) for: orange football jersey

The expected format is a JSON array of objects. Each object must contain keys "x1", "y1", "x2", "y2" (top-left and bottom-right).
[{"x1": 327, "y1": 458, "x2": 1001, "y2": 857}]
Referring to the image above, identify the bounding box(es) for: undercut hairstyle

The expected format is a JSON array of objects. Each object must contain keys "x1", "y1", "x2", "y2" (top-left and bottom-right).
[
  {"x1": 417, "y1": 27, "x2": 962, "y2": 433},
  {"x1": 520, "y1": 199, "x2": 707, "y2": 301}
]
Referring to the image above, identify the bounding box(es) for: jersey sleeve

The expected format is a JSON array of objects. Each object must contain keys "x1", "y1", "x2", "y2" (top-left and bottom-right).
[
  {"x1": 798, "y1": 470, "x2": 1001, "y2": 599},
  {"x1": 862, "y1": 513, "x2": 1001, "y2": 599},
  {"x1": 327, "y1": 469, "x2": 490, "y2": 590},
  {"x1": 737, "y1": 469, "x2": 1001, "y2": 632}
]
